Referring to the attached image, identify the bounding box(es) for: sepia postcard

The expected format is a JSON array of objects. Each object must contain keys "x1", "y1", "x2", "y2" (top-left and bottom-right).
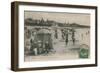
[{"x1": 24, "y1": 11, "x2": 90, "y2": 61}]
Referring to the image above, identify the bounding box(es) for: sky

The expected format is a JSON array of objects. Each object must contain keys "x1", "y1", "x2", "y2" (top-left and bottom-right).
[{"x1": 25, "y1": 11, "x2": 90, "y2": 26}]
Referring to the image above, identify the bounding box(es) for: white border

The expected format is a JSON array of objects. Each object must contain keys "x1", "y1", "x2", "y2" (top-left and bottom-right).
[{"x1": 18, "y1": 5, "x2": 96, "y2": 68}]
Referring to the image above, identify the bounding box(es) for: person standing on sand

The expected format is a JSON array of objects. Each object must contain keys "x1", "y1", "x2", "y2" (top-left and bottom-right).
[
  {"x1": 65, "y1": 29, "x2": 69, "y2": 45},
  {"x1": 71, "y1": 29, "x2": 75, "y2": 45},
  {"x1": 44, "y1": 41, "x2": 51, "y2": 54}
]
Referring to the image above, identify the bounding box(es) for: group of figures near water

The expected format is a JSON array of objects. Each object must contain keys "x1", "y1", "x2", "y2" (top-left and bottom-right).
[{"x1": 24, "y1": 23, "x2": 90, "y2": 58}]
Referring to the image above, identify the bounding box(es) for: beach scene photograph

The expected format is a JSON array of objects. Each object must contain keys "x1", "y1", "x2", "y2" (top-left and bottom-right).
[{"x1": 24, "y1": 11, "x2": 90, "y2": 62}]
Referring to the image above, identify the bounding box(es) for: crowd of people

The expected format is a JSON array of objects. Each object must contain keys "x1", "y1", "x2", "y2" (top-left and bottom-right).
[
  {"x1": 29, "y1": 39, "x2": 53, "y2": 56},
  {"x1": 60, "y1": 28, "x2": 76, "y2": 46},
  {"x1": 24, "y1": 26, "x2": 77, "y2": 56},
  {"x1": 24, "y1": 27, "x2": 54, "y2": 56}
]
